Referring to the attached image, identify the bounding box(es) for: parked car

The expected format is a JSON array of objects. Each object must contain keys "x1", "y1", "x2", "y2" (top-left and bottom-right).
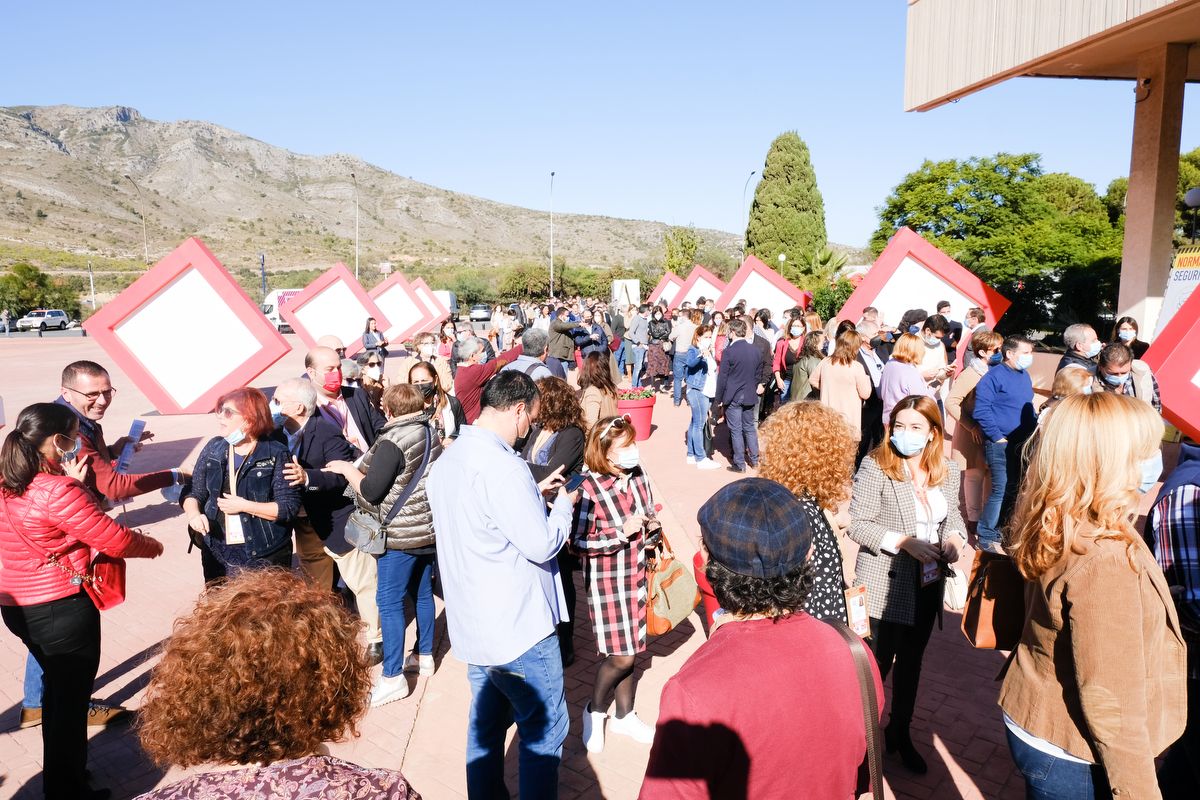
[
  {"x1": 17, "y1": 309, "x2": 70, "y2": 331},
  {"x1": 468, "y1": 303, "x2": 491, "y2": 322}
]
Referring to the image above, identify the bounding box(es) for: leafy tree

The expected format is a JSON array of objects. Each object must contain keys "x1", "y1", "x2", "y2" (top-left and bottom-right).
[
  {"x1": 871, "y1": 154, "x2": 1122, "y2": 333},
  {"x1": 807, "y1": 245, "x2": 847, "y2": 287},
  {"x1": 0, "y1": 263, "x2": 84, "y2": 318},
  {"x1": 694, "y1": 242, "x2": 738, "y2": 281},
  {"x1": 811, "y1": 278, "x2": 855, "y2": 322},
  {"x1": 745, "y1": 132, "x2": 827, "y2": 288},
  {"x1": 498, "y1": 262, "x2": 550, "y2": 300},
  {"x1": 663, "y1": 226, "x2": 700, "y2": 275}
]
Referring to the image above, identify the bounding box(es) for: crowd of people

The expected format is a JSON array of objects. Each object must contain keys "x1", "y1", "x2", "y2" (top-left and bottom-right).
[{"x1": 0, "y1": 288, "x2": 1195, "y2": 800}]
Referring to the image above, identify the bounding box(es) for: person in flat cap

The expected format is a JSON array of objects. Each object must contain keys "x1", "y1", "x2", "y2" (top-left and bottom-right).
[{"x1": 639, "y1": 478, "x2": 881, "y2": 800}]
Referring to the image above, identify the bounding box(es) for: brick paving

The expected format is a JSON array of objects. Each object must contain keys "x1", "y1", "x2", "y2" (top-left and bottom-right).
[{"x1": 0, "y1": 335, "x2": 1034, "y2": 798}]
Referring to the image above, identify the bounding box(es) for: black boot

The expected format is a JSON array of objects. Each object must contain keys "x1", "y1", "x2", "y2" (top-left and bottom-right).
[{"x1": 885, "y1": 723, "x2": 927, "y2": 774}]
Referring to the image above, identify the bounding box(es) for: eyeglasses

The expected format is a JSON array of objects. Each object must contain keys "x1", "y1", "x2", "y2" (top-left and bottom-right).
[
  {"x1": 335, "y1": 348, "x2": 346, "y2": 357},
  {"x1": 599, "y1": 414, "x2": 633, "y2": 439},
  {"x1": 216, "y1": 406, "x2": 242, "y2": 419},
  {"x1": 366, "y1": 361, "x2": 381, "y2": 367},
  {"x1": 64, "y1": 385, "x2": 116, "y2": 402}
]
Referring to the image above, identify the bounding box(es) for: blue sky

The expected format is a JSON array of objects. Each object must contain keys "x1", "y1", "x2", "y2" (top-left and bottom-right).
[{"x1": 5, "y1": 1, "x2": 1200, "y2": 248}]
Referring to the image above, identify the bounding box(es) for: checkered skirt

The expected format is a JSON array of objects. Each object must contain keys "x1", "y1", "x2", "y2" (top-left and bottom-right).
[{"x1": 571, "y1": 469, "x2": 653, "y2": 656}]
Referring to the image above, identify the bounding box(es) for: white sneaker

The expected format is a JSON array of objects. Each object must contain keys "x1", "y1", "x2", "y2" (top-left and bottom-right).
[
  {"x1": 404, "y1": 652, "x2": 435, "y2": 676},
  {"x1": 608, "y1": 710, "x2": 656, "y2": 744},
  {"x1": 581, "y1": 702, "x2": 607, "y2": 753},
  {"x1": 369, "y1": 675, "x2": 411, "y2": 707},
  {"x1": 696, "y1": 458, "x2": 721, "y2": 471},
  {"x1": 686, "y1": 456, "x2": 697, "y2": 465}
]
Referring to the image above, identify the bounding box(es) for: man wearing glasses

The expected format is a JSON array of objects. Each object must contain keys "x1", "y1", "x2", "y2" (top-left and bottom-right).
[{"x1": 16, "y1": 360, "x2": 187, "y2": 732}]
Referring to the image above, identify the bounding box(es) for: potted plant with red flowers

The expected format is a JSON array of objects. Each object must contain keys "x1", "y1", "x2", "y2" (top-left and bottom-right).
[{"x1": 616, "y1": 387, "x2": 656, "y2": 441}]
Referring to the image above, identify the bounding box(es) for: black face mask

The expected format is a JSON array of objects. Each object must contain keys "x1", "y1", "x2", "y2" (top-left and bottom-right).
[{"x1": 417, "y1": 383, "x2": 437, "y2": 401}]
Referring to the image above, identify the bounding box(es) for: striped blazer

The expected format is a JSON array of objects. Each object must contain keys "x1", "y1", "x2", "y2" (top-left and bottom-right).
[{"x1": 848, "y1": 455, "x2": 967, "y2": 625}]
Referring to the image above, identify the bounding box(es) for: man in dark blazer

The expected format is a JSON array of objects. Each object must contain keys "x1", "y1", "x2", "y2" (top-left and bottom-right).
[
  {"x1": 305, "y1": 345, "x2": 385, "y2": 453},
  {"x1": 752, "y1": 325, "x2": 775, "y2": 423},
  {"x1": 715, "y1": 318, "x2": 763, "y2": 472},
  {"x1": 855, "y1": 321, "x2": 888, "y2": 467},
  {"x1": 273, "y1": 377, "x2": 383, "y2": 665}
]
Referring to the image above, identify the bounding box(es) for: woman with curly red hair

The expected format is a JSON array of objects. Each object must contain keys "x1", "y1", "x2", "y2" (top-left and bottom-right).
[
  {"x1": 134, "y1": 569, "x2": 420, "y2": 798},
  {"x1": 180, "y1": 388, "x2": 301, "y2": 582}
]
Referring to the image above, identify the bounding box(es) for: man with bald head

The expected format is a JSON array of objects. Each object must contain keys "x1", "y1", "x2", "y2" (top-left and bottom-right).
[
  {"x1": 316, "y1": 334, "x2": 348, "y2": 360},
  {"x1": 305, "y1": 345, "x2": 384, "y2": 453}
]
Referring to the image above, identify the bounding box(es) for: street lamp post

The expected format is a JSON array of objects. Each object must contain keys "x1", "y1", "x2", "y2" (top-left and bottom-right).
[
  {"x1": 259, "y1": 252, "x2": 267, "y2": 301},
  {"x1": 123, "y1": 174, "x2": 150, "y2": 265},
  {"x1": 740, "y1": 170, "x2": 757, "y2": 261},
  {"x1": 87, "y1": 260, "x2": 96, "y2": 308},
  {"x1": 350, "y1": 172, "x2": 360, "y2": 281},
  {"x1": 549, "y1": 171, "x2": 556, "y2": 299}
]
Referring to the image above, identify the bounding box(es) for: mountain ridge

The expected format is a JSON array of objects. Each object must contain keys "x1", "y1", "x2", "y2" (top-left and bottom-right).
[{"x1": 0, "y1": 104, "x2": 868, "y2": 278}]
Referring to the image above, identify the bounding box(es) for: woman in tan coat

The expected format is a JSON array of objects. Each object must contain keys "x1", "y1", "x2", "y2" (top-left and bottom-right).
[
  {"x1": 809, "y1": 330, "x2": 872, "y2": 440},
  {"x1": 1000, "y1": 392, "x2": 1186, "y2": 799},
  {"x1": 578, "y1": 352, "x2": 619, "y2": 431},
  {"x1": 945, "y1": 329, "x2": 1002, "y2": 541}
]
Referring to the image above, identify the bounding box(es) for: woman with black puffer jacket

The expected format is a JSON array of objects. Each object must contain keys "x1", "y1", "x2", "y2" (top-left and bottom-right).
[
  {"x1": 326, "y1": 384, "x2": 443, "y2": 709},
  {"x1": 0, "y1": 402, "x2": 164, "y2": 800}
]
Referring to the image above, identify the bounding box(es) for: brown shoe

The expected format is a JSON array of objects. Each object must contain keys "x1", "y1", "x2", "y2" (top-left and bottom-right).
[
  {"x1": 86, "y1": 702, "x2": 130, "y2": 727},
  {"x1": 18, "y1": 707, "x2": 41, "y2": 729}
]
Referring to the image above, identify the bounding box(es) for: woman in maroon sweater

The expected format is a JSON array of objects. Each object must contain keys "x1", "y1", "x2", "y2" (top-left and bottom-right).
[{"x1": 0, "y1": 402, "x2": 163, "y2": 800}]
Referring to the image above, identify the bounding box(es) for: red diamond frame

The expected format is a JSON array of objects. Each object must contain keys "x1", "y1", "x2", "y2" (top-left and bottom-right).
[
  {"x1": 668, "y1": 266, "x2": 727, "y2": 311},
  {"x1": 410, "y1": 278, "x2": 451, "y2": 332},
  {"x1": 278, "y1": 263, "x2": 390, "y2": 357},
  {"x1": 369, "y1": 272, "x2": 436, "y2": 343},
  {"x1": 647, "y1": 272, "x2": 685, "y2": 306},
  {"x1": 81, "y1": 237, "x2": 290, "y2": 415},
  {"x1": 715, "y1": 255, "x2": 810, "y2": 316},
  {"x1": 838, "y1": 227, "x2": 1010, "y2": 329},
  {"x1": 1143, "y1": 282, "x2": 1200, "y2": 441}
]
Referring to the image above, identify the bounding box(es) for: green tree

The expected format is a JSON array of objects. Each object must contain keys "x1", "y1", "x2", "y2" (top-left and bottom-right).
[
  {"x1": 810, "y1": 278, "x2": 855, "y2": 322},
  {"x1": 806, "y1": 245, "x2": 847, "y2": 287},
  {"x1": 0, "y1": 263, "x2": 84, "y2": 319},
  {"x1": 663, "y1": 226, "x2": 700, "y2": 275},
  {"x1": 694, "y1": 242, "x2": 738, "y2": 281},
  {"x1": 498, "y1": 262, "x2": 550, "y2": 300},
  {"x1": 871, "y1": 154, "x2": 1122, "y2": 333},
  {"x1": 745, "y1": 132, "x2": 827, "y2": 288}
]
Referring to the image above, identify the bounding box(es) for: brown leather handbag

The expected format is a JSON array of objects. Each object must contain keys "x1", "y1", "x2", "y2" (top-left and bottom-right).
[
  {"x1": 960, "y1": 549, "x2": 1026, "y2": 650},
  {"x1": 645, "y1": 527, "x2": 701, "y2": 636}
]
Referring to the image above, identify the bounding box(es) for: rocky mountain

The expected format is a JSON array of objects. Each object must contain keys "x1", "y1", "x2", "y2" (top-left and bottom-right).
[{"x1": 0, "y1": 105, "x2": 775, "y2": 276}]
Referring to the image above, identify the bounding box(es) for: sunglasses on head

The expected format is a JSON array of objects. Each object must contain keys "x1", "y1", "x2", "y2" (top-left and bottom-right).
[
  {"x1": 335, "y1": 348, "x2": 346, "y2": 356},
  {"x1": 599, "y1": 414, "x2": 633, "y2": 439}
]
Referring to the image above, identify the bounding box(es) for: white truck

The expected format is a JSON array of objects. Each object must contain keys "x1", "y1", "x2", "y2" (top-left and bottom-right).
[
  {"x1": 432, "y1": 290, "x2": 459, "y2": 320},
  {"x1": 261, "y1": 289, "x2": 303, "y2": 333}
]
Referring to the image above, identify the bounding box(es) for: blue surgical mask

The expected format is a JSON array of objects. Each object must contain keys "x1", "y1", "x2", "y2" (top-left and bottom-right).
[
  {"x1": 908, "y1": 325, "x2": 921, "y2": 335},
  {"x1": 269, "y1": 400, "x2": 287, "y2": 428},
  {"x1": 1103, "y1": 372, "x2": 1129, "y2": 387},
  {"x1": 1086, "y1": 340, "x2": 1103, "y2": 358},
  {"x1": 987, "y1": 352, "x2": 1002, "y2": 367},
  {"x1": 1139, "y1": 451, "x2": 1163, "y2": 493},
  {"x1": 1016, "y1": 354, "x2": 1034, "y2": 371},
  {"x1": 56, "y1": 435, "x2": 82, "y2": 463},
  {"x1": 890, "y1": 430, "x2": 929, "y2": 457},
  {"x1": 224, "y1": 428, "x2": 247, "y2": 446},
  {"x1": 1118, "y1": 330, "x2": 1136, "y2": 343}
]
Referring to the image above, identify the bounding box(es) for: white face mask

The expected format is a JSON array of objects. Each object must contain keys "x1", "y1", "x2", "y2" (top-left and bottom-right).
[
  {"x1": 698, "y1": 338, "x2": 712, "y2": 350},
  {"x1": 615, "y1": 446, "x2": 640, "y2": 470},
  {"x1": 790, "y1": 325, "x2": 803, "y2": 336},
  {"x1": 420, "y1": 344, "x2": 436, "y2": 358},
  {"x1": 365, "y1": 366, "x2": 382, "y2": 381}
]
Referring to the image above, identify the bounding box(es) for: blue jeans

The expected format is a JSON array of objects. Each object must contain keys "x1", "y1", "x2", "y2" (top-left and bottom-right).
[
  {"x1": 686, "y1": 388, "x2": 710, "y2": 460},
  {"x1": 24, "y1": 651, "x2": 43, "y2": 708},
  {"x1": 466, "y1": 633, "x2": 568, "y2": 800},
  {"x1": 672, "y1": 354, "x2": 688, "y2": 406},
  {"x1": 616, "y1": 339, "x2": 628, "y2": 374},
  {"x1": 377, "y1": 548, "x2": 436, "y2": 679},
  {"x1": 631, "y1": 345, "x2": 647, "y2": 387},
  {"x1": 726, "y1": 403, "x2": 759, "y2": 469},
  {"x1": 979, "y1": 439, "x2": 1022, "y2": 549},
  {"x1": 1006, "y1": 725, "x2": 1108, "y2": 799}
]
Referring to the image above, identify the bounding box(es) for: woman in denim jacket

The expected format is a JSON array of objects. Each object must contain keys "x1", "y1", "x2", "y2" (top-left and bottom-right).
[
  {"x1": 684, "y1": 325, "x2": 719, "y2": 470},
  {"x1": 182, "y1": 388, "x2": 301, "y2": 583}
]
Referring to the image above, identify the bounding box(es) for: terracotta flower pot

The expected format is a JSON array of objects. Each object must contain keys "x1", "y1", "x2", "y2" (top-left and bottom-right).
[{"x1": 616, "y1": 395, "x2": 656, "y2": 441}]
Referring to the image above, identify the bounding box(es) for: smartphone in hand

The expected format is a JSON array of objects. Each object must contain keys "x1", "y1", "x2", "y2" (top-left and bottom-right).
[{"x1": 564, "y1": 473, "x2": 587, "y2": 492}]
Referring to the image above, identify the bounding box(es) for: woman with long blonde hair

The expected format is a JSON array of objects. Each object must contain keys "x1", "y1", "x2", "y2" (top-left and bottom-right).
[{"x1": 999, "y1": 392, "x2": 1185, "y2": 799}]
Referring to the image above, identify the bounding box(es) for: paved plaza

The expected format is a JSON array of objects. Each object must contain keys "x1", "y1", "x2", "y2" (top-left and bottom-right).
[{"x1": 0, "y1": 334, "x2": 1037, "y2": 799}]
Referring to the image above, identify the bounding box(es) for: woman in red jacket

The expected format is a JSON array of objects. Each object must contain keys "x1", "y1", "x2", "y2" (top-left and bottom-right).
[{"x1": 0, "y1": 402, "x2": 163, "y2": 800}]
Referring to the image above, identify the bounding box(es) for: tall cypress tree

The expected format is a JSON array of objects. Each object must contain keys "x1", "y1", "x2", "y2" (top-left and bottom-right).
[{"x1": 745, "y1": 132, "x2": 827, "y2": 286}]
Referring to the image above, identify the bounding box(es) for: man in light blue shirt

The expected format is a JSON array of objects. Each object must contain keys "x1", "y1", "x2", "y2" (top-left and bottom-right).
[{"x1": 428, "y1": 370, "x2": 576, "y2": 799}]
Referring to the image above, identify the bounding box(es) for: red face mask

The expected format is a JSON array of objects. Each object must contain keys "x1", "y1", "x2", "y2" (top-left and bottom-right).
[{"x1": 321, "y1": 369, "x2": 342, "y2": 394}]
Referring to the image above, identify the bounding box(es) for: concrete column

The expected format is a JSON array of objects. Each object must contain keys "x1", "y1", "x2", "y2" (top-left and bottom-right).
[{"x1": 1118, "y1": 43, "x2": 1188, "y2": 339}]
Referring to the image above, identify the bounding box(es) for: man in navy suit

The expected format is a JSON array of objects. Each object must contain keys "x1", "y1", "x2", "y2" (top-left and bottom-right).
[
  {"x1": 273, "y1": 377, "x2": 384, "y2": 666},
  {"x1": 714, "y1": 318, "x2": 765, "y2": 472}
]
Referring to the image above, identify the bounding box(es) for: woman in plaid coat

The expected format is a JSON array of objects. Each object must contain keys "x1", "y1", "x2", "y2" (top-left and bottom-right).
[
  {"x1": 572, "y1": 414, "x2": 657, "y2": 753},
  {"x1": 849, "y1": 394, "x2": 967, "y2": 776}
]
